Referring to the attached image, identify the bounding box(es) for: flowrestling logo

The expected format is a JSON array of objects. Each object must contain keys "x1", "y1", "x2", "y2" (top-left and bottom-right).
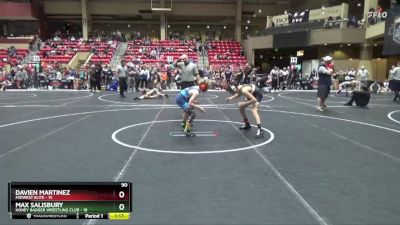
[{"x1": 368, "y1": 11, "x2": 388, "y2": 20}]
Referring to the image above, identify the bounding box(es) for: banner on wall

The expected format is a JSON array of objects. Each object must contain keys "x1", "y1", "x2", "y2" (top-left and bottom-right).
[
  {"x1": 383, "y1": 6, "x2": 400, "y2": 55},
  {"x1": 309, "y1": 5, "x2": 342, "y2": 21},
  {"x1": 289, "y1": 10, "x2": 310, "y2": 23},
  {"x1": 268, "y1": 3, "x2": 345, "y2": 28},
  {"x1": 272, "y1": 14, "x2": 289, "y2": 26}
]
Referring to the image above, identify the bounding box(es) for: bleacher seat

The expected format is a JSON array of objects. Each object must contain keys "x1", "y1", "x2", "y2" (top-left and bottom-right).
[
  {"x1": 208, "y1": 41, "x2": 247, "y2": 69},
  {"x1": 38, "y1": 39, "x2": 117, "y2": 67},
  {"x1": 124, "y1": 40, "x2": 198, "y2": 65}
]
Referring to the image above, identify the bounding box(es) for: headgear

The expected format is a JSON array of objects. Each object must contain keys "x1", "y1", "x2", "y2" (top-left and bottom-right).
[{"x1": 199, "y1": 82, "x2": 209, "y2": 92}]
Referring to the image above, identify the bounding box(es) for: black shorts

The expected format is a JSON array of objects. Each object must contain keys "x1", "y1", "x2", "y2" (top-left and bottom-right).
[
  {"x1": 253, "y1": 88, "x2": 263, "y2": 103},
  {"x1": 181, "y1": 81, "x2": 196, "y2": 89},
  {"x1": 389, "y1": 80, "x2": 400, "y2": 91},
  {"x1": 317, "y1": 85, "x2": 330, "y2": 99}
]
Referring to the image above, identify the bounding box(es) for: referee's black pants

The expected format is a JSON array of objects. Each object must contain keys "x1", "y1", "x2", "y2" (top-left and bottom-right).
[
  {"x1": 180, "y1": 81, "x2": 196, "y2": 89},
  {"x1": 119, "y1": 77, "x2": 127, "y2": 96}
]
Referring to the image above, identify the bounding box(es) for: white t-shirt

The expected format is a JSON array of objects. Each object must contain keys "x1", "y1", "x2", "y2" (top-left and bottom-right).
[
  {"x1": 116, "y1": 65, "x2": 127, "y2": 78},
  {"x1": 392, "y1": 67, "x2": 400, "y2": 80},
  {"x1": 348, "y1": 70, "x2": 356, "y2": 76},
  {"x1": 270, "y1": 69, "x2": 279, "y2": 79},
  {"x1": 56, "y1": 71, "x2": 62, "y2": 80},
  {"x1": 358, "y1": 69, "x2": 369, "y2": 81},
  {"x1": 280, "y1": 70, "x2": 289, "y2": 76}
]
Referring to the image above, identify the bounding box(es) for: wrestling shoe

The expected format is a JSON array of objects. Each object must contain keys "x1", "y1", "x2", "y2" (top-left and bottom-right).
[
  {"x1": 133, "y1": 97, "x2": 140, "y2": 101},
  {"x1": 255, "y1": 129, "x2": 264, "y2": 138},
  {"x1": 239, "y1": 123, "x2": 251, "y2": 130},
  {"x1": 183, "y1": 128, "x2": 196, "y2": 137}
]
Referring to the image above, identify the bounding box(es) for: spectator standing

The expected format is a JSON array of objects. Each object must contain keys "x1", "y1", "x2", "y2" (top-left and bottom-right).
[
  {"x1": 357, "y1": 66, "x2": 369, "y2": 89},
  {"x1": 280, "y1": 67, "x2": 290, "y2": 90},
  {"x1": 127, "y1": 62, "x2": 136, "y2": 92},
  {"x1": 243, "y1": 64, "x2": 251, "y2": 84},
  {"x1": 166, "y1": 67, "x2": 172, "y2": 89},
  {"x1": 348, "y1": 68, "x2": 356, "y2": 80},
  {"x1": 15, "y1": 66, "x2": 27, "y2": 89},
  {"x1": 234, "y1": 67, "x2": 244, "y2": 85},
  {"x1": 93, "y1": 63, "x2": 102, "y2": 92},
  {"x1": 224, "y1": 66, "x2": 233, "y2": 88},
  {"x1": 138, "y1": 66, "x2": 149, "y2": 90},
  {"x1": 270, "y1": 66, "x2": 279, "y2": 92}
]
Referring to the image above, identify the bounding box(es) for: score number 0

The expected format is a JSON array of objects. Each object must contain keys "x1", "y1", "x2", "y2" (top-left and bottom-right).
[{"x1": 118, "y1": 183, "x2": 128, "y2": 211}]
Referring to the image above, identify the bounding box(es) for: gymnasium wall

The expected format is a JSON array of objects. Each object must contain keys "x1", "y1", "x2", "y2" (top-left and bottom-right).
[
  {"x1": 309, "y1": 28, "x2": 366, "y2": 45},
  {"x1": 43, "y1": 1, "x2": 286, "y2": 17},
  {"x1": 0, "y1": 43, "x2": 29, "y2": 49}
]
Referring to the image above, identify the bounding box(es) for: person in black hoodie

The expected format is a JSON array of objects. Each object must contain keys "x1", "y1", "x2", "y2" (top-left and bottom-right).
[
  {"x1": 92, "y1": 63, "x2": 102, "y2": 92},
  {"x1": 343, "y1": 84, "x2": 370, "y2": 107}
]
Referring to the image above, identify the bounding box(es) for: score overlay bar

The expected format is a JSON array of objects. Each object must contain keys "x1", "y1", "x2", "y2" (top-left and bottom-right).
[{"x1": 8, "y1": 182, "x2": 132, "y2": 220}]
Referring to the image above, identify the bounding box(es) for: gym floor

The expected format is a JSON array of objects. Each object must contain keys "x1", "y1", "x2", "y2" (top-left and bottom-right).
[{"x1": 0, "y1": 89, "x2": 399, "y2": 225}]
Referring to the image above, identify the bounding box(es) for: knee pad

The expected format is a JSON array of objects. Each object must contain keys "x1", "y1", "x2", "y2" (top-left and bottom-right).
[{"x1": 187, "y1": 108, "x2": 196, "y2": 123}]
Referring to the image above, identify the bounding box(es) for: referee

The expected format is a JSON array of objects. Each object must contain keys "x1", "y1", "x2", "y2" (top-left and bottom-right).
[
  {"x1": 116, "y1": 60, "x2": 127, "y2": 97},
  {"x1": 317, "y1": 56, "x2": 335, "y2": 112},
  {"x1": 173, "y1": 54, "x2": 200, "y2": 89},
  {"x1": 389, "y1": 63, "x2": 400, "y2": 101}
]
